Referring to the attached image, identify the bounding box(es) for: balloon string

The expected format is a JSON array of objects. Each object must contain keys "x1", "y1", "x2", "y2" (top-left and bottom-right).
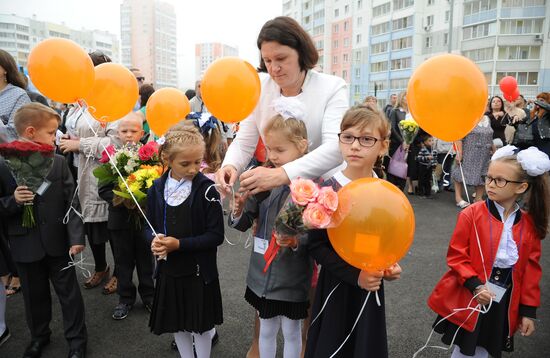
[
  {"x1": 78, "y1": 101, "x2": 159, "y2": 239},
  {"x1": 61, "y1": 252, "x2": 95, "y2": 279},
  {"x1": 205, "y1": 183, "x2": 236, "y2": 246}
]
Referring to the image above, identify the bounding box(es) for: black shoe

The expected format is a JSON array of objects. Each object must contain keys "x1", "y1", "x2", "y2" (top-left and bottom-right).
[
  {"x1": 23, "y1": 338, "x2": 50, "y2": 358},
  {"x1": 0, "y1": 327, "x2": 10, "y2": 347},
  {"x1": 67, "y1": 348, "x2": 85, "y2": 358},
  {"x1": 112, "y1": 303, "x2": 132, "y2": 320},
  {"x1": 171, "y1": 340, "x2": 178, "y2": 351},
  {"x1": 143, "y1": 301, "x2": 153, "y2": 313},
  {"x1": 212, "y1": 331, "x2": 219, "y2": 346}
]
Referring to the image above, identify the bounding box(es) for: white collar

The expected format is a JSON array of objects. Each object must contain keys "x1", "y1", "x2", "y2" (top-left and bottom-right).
[
  {"x1": 166, "y1": 170, "x2": 188, "y2": 186},
  {"x1": 493, "y1": 201, "x2": 520, "y2": 222},
  {"x1": 333, "y1": 170, "x2": 378, "y2": 187}
]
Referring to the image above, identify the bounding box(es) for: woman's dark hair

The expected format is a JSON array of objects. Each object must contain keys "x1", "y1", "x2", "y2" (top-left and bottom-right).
[
  {"x1": 256, "y1": 16, "x2": 318, "y2": 72},
  {"x1": 88, "y1": 50, "x2": 112, "y2": 67},
  {"x1": 487, "y1": 95, "x2": 504, "y2": 113},
  {"x1": 185, "y1": 89, "x2": 196, "y2": 100},
  {"x1": 139, "y1": 84, "x2": 155, "y2": 108},
  {"x1": 0, "y1": 49, "x2": 27, "y2": 89}
]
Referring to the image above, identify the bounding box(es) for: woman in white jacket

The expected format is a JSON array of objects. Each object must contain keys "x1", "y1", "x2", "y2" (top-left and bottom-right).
[{"x1": 216, "y1": 16, "x2": 349, "y2": 195}]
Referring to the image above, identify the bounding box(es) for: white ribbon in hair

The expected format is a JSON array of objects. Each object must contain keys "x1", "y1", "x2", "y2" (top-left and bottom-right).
[
  {"x1": 272, "y1": 96, "x2": 305, "y2": 121},
  {"x1": 492, "y1": 145, "x2": 550, "y2": 177}
]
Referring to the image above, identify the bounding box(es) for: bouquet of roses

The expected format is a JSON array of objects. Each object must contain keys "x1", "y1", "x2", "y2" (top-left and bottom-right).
[
  {"x1": 93, "y1": 141, "x2": 163, "y2": 214},
  {"x1": 264, "y1": 178, "x2": 339, "y2": 272},
  {"x1": 0, "y1": 140, "x2": 55, "y2": 227},
  {"x1": 398, "y1": 114, "x2": 420, "y2": 145}
]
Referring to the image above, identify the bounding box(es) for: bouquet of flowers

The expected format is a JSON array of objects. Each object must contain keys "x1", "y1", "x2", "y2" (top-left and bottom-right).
[
  {"x1": 398, "y1": 115, "x2": 420, "y2": 145},
  {"x1": 93, "y1": 141, "x2": 163, "y2": 216},
  {"x1": 0, "y1": 140, "x2": 55, "y2": 227},
  {"x1": 264, "y1": 178, "x2": 339, "y2": 272}
]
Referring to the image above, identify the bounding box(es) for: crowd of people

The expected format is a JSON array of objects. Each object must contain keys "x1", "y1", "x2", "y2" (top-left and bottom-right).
[{"x1": 0, "y1": 15, "x2": 549, "y2": 358}]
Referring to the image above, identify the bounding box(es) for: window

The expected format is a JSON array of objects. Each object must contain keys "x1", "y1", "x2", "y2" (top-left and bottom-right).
[
  {"x1": 371, "y1": 61, "x2": 388, "y2": 72},
  {"x1": 333, "y1": 40, "x2": 339, "y2": 48},
  {"x1": 496, "y1": 71, "x2": 538, "y2": 85},
  {"x1": 0, "y1": 23, "x2": 15, "y2": 29},
  {"x1": 344, "y1": 21, "x2": 349, "y2": 31},
  {"x1": 357, "y1": 0, "x2": 363, "y2": 9},
  {"x1": 393, "y1": 16, "x2": 414, "y2": 30},
  {"x1": 393, "y1": 0, "x2": 414, "y2": 11},
  {"x1": 390, "y1": 78, "x2": 409, "y2": 89},
  {"x1": 343, "y1": 54, "x2": 349, "y2": 62},
  {"x1": 391, "y1": 57, "x2": 412, "y2": 70},
  {"x1": 373, "y1": 2, "x2": 391, "y2": 17},
  {"x1": 355, "y1": 68, "x2": 361, "y2": 78},
  {"x1": 372, "y1": 41, "x2": 389, "y2": 54},
  {"x1": 444, "y1": 32, "x2": 449, "y2": 45},
  {"x1": 462, "y1": 47, "x2": 494, "y2": 61},
  {"x1": 333, "y1": 24, "x2": 339, "y2": 33},
  {"x1": 426, "y1": 15, "x2": 434, "y2": 26},
  {"x1": 464, "y1": 0, "x2": 498, "y2": 15},
  {"x1": 355, "y1": 51, "x2": 362, "y2": 61},
  {"x1": 500, "y1": 19, "x2": 543, "y2": 34},
  {"x1": 392, "y1": 36, "x2": 413, "y2": 49},
  {"x1": 428, "y1": 0, "x2": 435, "y2": 5},
  {"x1": 371, "y1": 22, "x2": 390, "y2": 35},
  {"x1": 313, "y1": 25, "x2": 324, "y2": 35},
  {"x1": 357, "y1": 17, "x2": 362, "y2": 26},
  {"x1": 445, "y1": 10, "x2": 450, "y2": 23},
  {"x1": 316, "y1": 40, "x2": 324, "y2": 49},
  {"x1": 344, "y1": 37, "x2": 350, "y2": 47},
  {"x1": 16, "y1": 24, "x2": 29, "y2": 32},
  {"x1": 342, "y1": 70, "x2": 347, "y2": 80},
  {"x1": 333, "y1": 55, "x2": 338, "y2": 64},
  {"x1": 354, "y1": 85, "x2": 361, "y2": 94},
  {"x1": 498, "y1": 45, "x2": 541, "y2": 60},
  {"x1": 334, "y1": 8, "x2": 339, "y2": 17},
  {"x1": 503, "y1": 0, "x2": 545, "y2": 6},
  {"x1": 425, "y1": 36, "x2": 433, "y2": 48},
  {"x1": 304, "y1": 1, "x2": 310, "y2": 9},
  {"x1": 304, "y1": 15, "x2": 311, "y2": 24},
  {"x1": 356, "y1": 34, "x2": 362, "y2": 44},
  {"x1": 314, "y1": 9, "x2": 325, "y2": 20},
  {"x1": 345, "y1": 5, "x2": 349, "y2": 14},
  {"x1": 463, "y1": 22, "x2": 496, "y2": 40}
]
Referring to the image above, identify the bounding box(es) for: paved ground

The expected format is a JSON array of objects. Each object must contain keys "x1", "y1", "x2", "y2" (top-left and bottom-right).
[{"x1": 2, "y1": 190, "x2": 549, "y2": 357}]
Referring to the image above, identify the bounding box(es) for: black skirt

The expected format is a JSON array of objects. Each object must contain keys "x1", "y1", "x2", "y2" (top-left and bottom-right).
[
  {"x1": 305, "y1": 269, "x2": 388, "y2": 358},
  {"x1": 434, "y1": 268, "x2": 514, "y2": 358},
  {"x1": 84, "y1": 221, "x2": 109, "y2": 245},
  {"x1": 245, "y1": 286, "x2": 309, "y2": 320},
  {"x1": 149, "y1": 273, "x2": 223, "y2": 335}
]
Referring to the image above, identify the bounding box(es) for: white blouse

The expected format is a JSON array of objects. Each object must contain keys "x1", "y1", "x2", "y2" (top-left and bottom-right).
[
  {"x1": 333, "y1": 170, "x2": 378, "y2": 187},
  {"x1": 164, "y1": 172, "x2": 192, "y2": 206},
  {"x1": 493, "y1": 201, "x2": 520, "y2": 268}
]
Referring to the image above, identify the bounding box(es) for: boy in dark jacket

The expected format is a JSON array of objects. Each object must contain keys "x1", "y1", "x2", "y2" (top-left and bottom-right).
[
  {"x1": 416, "y1": 134, "x2": 438, "y2": 198},
  {"x1": 0, "y1": 103, "x2": 87, "y2": 358}
]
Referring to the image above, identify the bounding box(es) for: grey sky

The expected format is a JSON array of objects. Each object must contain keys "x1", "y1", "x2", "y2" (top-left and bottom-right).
[{"x1": 0, "y1": 0, "x2": 282, "y2": 89}]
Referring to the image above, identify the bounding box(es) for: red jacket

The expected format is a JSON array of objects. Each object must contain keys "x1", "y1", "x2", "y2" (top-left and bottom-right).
[{"x1": 428, "y1": 200, "x2": 541, "y2": 334}]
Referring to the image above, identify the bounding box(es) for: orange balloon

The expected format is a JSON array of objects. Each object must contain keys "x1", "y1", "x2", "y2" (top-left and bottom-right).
[
  {"x1": 201, "y1": 57, "x2": 261, "y2": 123},
  {"x1": 327, "y1": 178, "x2": 415, "y2": 272},
  {"x1": 407, "y1": 54, "x2": 488, "y2": 142},
  {"x1": 83, "y1": 63, "x2": 139, "y2": 122},
  {"x1": 146, "y1": 88, "x2": 190, "y2": 136},
  {"x1": 28, "y1": 38, "x2": 94, "y2": 103}
]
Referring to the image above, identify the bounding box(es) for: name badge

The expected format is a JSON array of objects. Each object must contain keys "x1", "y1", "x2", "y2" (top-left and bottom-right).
[
  {"x1": 35, "y1": 180, "x2": 51, "y2": 196},
  {"x1": 486, "y1": 282, "x2": 507, "y2": 303},
  {"x1": 254, "y1": 236, "x2": 268, "y2": 255}
]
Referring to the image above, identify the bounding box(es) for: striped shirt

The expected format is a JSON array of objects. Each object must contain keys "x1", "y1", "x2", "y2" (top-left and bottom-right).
[{"x1": 0, "y1": 84, "x2": 31, "y2": 141}]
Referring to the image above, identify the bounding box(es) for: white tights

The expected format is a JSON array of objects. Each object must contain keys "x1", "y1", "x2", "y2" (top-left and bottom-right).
[
  {"x1": 451, "y1": 345, "x2": 489, "y2": 358},
  {"x1": 174, "y1": 328, "x2": 215, "y2": 358},
  {"x1": 0, "y1": 283, "x2": 5, "y2": 335},
  {"x1": 259, "y1": 316, "x2": 302, "y2": 358}
]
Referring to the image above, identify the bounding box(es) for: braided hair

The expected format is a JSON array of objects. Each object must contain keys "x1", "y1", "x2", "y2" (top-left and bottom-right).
[{"x1": 159, "y1": 122, "x2": 205, "y2": 167}]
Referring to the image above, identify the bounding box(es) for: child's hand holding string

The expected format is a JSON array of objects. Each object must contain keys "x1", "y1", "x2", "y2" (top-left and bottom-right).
[
  {"x1": 232, "y1": 192, "x2": 249, "y2": 218},
  {"x1": 518, "y1": 317, "x2": 535, "y2": 336},
  {"x1": 474, "y1": 285, "x2": 495, "y2": 306},
  {"x1": 274, "y1": 232, "x2": 298, "y2": 249},
  {"x1": 383, "y1": 263, "x2": 402, "y2": 281},
  {"x1": 358, "y1": 270, "x2": 384, "y2": 292}
]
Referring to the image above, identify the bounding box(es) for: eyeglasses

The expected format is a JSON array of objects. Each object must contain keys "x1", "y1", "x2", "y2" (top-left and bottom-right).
[
  {"x1": 338, "y1": 133, "x2": 380, "y2": 148},
  {"x1": 482, "y1": 175, "x2": 525, "y2": 188},
  {"x1": 136, "y1": 77, "x2": 145, "y2": 82}
]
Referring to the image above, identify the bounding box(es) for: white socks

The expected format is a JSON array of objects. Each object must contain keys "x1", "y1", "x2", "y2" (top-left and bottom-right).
[
  {"x1": 259, "y1": 316, "x2": 302, "y2": 358},
  {"x1": 174, "y1": 328, "x2": 215, "y2": 358},
  {"x1": 451, "y1": 345, "x2": 489, "y2": 358},
  {"x1": 0, "y1": 283, "x2": 5, "y2": 335}
]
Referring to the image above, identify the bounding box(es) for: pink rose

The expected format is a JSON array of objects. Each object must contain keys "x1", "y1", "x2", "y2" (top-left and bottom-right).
[
  {"x1": 317, "y1": 186, "x2": 338, "y2": 212},
  {"x1": 138, "y1": 142, "x2": 158, "y2": 161},
  {"x1": 302, "y1": 203, "x2": 332, "y2": 229},
  {"x1": 290, "y1": 178, "x2": 319, "y2": 206},
  {"x1": 99, "y1": 145, "x2": 116, "y2": 163}
]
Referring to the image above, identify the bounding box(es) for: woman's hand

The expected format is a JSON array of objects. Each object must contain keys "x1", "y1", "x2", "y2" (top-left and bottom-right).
[
  {"x1": 215, "y1": 165, "x2": 238, "y2": 196},
  {"x1": 275, "y1": 233, "x2": 298, "y2": 249},
  {"x1": 59, "y1": 138, "x2": 80, "y2": 154},
  {"x1": 14, "y1": 186, "x2": 34, "y2": 204},
  {"x1": 358, "y1": 270, "x2": 384, "y2": 291},
  {"x1": 474, "y1": 285, "x2": 495, "y2": 306},
  {"x1": 383, "y1": 263, "x2": 402, "y2": 281},
  {"x1": 238, "y1": 167, "x2": 290, "y2": 195},
  {"x1": 518, "y1": 317, "x2": 535, "y2": 336},
  {"x1": 69, "y1": 245, "x2": 85, "y2": 256}
]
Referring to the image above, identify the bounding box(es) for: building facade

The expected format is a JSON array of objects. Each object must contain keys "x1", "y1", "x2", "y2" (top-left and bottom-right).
[
  {"x1": 120, "y1": 0, "x2": 177, "y2": 88},
  {"x1": 195, "y1": 42, "x2": 239, "y2": 79},
  {"x1": 283, "y1": 0, "x2": 550, "y2": 106},
  {"x1": 0, "y1": 13, "x2": 119, "y2": 68}
]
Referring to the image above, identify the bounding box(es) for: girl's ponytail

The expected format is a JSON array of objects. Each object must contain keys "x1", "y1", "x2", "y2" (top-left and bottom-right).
[{"x1": 527, "y1": 173, "x2": 549, "y2": 239}]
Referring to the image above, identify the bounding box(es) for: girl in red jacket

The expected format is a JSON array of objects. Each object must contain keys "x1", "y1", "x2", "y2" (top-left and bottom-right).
[{"x1": 427, "y1": 145, "x2": 550, "y2": 358}]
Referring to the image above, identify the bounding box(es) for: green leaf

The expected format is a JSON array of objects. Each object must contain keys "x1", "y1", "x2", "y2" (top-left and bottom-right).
[
  {"x1": 112, "y1": 189, "x2": 133, "y2": 200},
  {"x1": 93, "y1": 165, "x2": 116, "y2": 186}
]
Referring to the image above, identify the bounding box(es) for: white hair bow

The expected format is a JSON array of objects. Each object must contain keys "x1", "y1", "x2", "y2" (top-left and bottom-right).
[
  {"x1": 492, "y1": 145, "x2": 550, "y2": 177},
  {"x1": 272, "y1": 97, "x2": 305, "y2": 121}
]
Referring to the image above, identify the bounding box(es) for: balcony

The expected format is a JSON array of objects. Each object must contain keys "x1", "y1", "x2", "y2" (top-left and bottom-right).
[
  {"x1": 500, "y1": 6, "x2": 546, "y2": 18},
  {"x1": 463, "y1": 9, "x2": 497, "y2": 26}
]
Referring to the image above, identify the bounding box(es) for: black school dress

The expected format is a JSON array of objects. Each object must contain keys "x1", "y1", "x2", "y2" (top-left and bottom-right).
[{"x1": 149, "y1": 197, "x2": 223, "y2": 335}]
